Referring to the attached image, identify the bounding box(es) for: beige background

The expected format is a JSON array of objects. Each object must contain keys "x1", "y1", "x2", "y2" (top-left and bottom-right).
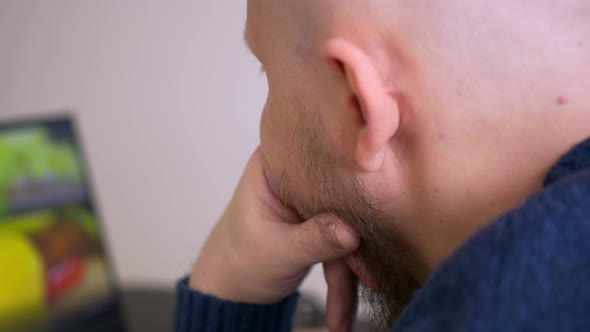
[{"x1": 0, "y1": 0, "x2": 329, "y2": 301}]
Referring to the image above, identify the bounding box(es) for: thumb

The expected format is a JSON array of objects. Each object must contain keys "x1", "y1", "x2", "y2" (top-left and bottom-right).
[{"x1": 286, "y1": 215, "x2": 359, "y2": 268}]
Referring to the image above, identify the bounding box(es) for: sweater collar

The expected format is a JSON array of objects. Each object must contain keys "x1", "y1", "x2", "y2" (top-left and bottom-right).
[{"x1": 544, "y1": 137, "x2": 590, "y2": 186}]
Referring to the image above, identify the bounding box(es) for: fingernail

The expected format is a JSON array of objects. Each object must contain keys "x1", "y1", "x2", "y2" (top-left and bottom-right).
[{"x1": 334, "y1": 224, "x2": 359, "y2": 250}]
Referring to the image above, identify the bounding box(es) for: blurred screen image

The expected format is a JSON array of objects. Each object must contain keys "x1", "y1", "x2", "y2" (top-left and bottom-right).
[{"x1": 0, "y1": 118, "x2": 117, "y2": 331}]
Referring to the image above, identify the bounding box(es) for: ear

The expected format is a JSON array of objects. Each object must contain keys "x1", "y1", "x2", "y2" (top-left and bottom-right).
[{"x1": 322, "y1": 38, "x2": 400, "y2": 172}]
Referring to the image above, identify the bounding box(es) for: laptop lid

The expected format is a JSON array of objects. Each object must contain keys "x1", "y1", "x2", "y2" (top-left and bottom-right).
[{"x1": 0, "y1": 114, "x2": 125, "y2": 332}]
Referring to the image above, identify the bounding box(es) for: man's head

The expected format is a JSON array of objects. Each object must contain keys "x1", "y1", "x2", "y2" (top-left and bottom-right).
[{"x1": 245, "y1": 0, "x2": 590, "y2": 325}]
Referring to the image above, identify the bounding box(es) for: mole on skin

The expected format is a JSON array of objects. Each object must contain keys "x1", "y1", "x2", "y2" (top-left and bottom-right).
[{"x1": 557, "y1": 96, "x2": 568, "y2": 105}]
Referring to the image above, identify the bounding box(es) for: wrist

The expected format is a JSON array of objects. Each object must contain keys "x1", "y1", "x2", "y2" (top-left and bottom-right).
[
  {"x1": 188, "y1": 247, "x2": 296, "y2": 305},
  {"x1": 188, "y1": 243, "x2": 245, "y2": 302}
]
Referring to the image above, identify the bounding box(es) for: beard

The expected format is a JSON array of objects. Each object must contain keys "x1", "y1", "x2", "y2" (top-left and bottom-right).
[{"x1": 276, "y1": 116, "x2": 421, "y2": 328}]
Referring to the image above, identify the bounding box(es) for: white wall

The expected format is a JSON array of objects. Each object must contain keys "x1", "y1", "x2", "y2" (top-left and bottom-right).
[{"x1": 0, "y1": 0, "x2": 326, "y2": 299}]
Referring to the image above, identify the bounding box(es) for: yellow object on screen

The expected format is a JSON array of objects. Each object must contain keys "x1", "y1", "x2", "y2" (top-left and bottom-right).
[{"x1": 0, "y1": 232, "x2": 48, "y2": 330}]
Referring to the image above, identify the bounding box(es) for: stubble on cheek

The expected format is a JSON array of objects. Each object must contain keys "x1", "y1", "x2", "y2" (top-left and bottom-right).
[{"x1": 286, "y1": 117, "x2": 420, "y2": 327}]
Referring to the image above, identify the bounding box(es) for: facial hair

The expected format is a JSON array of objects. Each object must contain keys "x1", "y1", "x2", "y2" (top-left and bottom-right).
[{"x1": 278, "y1": 116, "x2": 421, "y2": 328}]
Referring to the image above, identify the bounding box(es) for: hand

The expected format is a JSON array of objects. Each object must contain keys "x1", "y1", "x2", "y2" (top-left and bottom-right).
[{"x1": 189, "y1": 148, "x2": 360, "y2": 330}]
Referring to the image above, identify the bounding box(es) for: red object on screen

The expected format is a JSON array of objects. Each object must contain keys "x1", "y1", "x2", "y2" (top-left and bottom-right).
[{"x1": 47, "y1": 257, "x2": 86, "y2": 303}]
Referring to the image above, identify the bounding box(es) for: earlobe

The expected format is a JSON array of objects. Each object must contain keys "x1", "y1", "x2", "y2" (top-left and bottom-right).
[{"x1": 322, "y1": 38, "x2": 400, "y2": 173}]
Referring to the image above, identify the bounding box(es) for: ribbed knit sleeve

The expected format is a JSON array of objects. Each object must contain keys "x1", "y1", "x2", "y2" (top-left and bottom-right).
[{"x1": 173, "y1": 278, "x2": 299, "y2": 332}]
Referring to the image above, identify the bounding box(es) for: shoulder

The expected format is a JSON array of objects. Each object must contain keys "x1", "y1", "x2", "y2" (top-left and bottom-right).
[{"x1": 394, "y1": 170, "x2": 590, "y2": 332}]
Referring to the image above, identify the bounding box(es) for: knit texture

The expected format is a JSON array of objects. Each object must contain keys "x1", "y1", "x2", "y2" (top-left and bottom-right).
[
  {"x1": 393, "y1": 137, "x2": 590, "y2": 332},
  {"x1": 545, "y1": 138, "x2": 590, "y2": 186},
  {"x1": 174, "y1": 278, "x2": 299, "y2": 332},
  {"x1": 174, "y1": 138, "x2": 590, "y2": 332}
]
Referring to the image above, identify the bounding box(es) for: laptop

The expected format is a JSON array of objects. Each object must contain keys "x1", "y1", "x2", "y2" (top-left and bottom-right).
[{"x1": 0, "y1": 115, "x2": 127, "y2": 332}]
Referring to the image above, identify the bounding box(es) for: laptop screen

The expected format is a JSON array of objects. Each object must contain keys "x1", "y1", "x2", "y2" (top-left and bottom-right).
[{"x1": 0, "y1": 116, "x2": 121, "y2": 331}]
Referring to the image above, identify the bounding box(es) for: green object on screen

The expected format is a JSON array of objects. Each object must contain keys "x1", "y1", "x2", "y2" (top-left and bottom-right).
[{"x1": 0, "y1": 127, "x2": 83, "y2": 214}]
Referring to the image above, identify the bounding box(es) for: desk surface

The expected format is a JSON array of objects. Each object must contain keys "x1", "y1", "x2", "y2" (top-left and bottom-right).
[
  {"x1": 122, "y1": 288, "x2": 378, "y2": 332},
  {"x1": 122, "y1": 288, "x2": 176, "y2": 332}
]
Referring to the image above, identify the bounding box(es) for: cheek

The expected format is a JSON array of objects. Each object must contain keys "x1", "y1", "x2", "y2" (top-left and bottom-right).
[
  {"x1": 259, "y1": 99, "x2": 317, "y2": 211},
  {"x1": 259, "y1": 102, "x2": 296, "y2": 178}
]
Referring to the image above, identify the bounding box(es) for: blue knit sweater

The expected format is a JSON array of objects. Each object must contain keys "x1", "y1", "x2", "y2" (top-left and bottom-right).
[{"x1": 174, "y1": 138, "x2": 590, "y2": 332}]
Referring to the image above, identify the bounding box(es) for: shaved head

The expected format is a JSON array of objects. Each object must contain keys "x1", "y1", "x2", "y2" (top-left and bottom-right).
[{"x1": 248, "y1": 0, "x2": 590, "y2": 326}]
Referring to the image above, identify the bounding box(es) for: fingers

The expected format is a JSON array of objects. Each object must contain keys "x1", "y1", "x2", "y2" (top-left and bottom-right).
[
  {"x1": 324, "y1": 259, "x2": 358, "y2": 332},
  {"x1": 285, "y1": 215, "x2": 360, "y2": 268}
]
